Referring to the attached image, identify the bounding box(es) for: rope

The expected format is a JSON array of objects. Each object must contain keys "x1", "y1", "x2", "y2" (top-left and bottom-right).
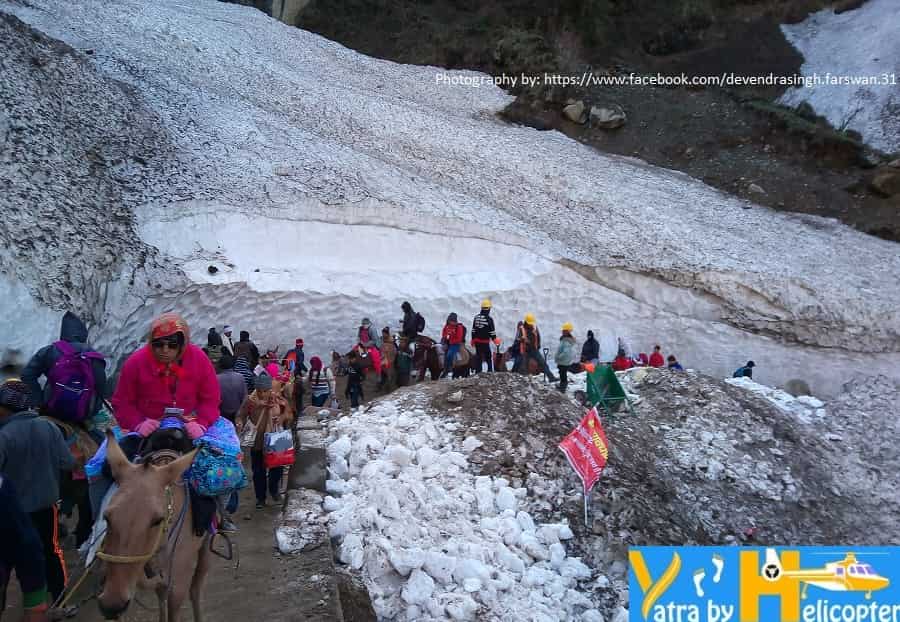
[{"x1": 96, "y1": 485, "x2": 173, "y2": 564}]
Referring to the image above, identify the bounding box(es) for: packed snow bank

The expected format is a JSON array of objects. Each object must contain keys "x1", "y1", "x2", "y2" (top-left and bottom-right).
[
  {"x1": 724, "y1": 376, "x2": 825, "y2": 423},
  {"x1": 3, "y1": 0, "x2": 900, "y2": 395},
  {"x1": 323, "y1": 392, "x2": 599, "y2": 621},
  {"x1": 780, "y1": 0, "x2": 900, "y2": 152}
]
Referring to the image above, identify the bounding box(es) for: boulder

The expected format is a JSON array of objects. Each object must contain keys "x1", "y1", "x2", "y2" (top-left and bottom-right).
[
  {"x1": 870, "y1": 168, "x2": 900, "y2": 197},
  {"x1": 590, "y1": 105, "x2": 627, "y2": 129},
  {"x1": 748, "y1": 183, "x2": 766, "y2": 195},
  {"x1": 562, "y1": 101, "x2": 587, "y2": 124}
]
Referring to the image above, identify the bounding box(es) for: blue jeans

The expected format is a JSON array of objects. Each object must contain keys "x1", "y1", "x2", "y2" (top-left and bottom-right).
[
  {"x1": 311, "y1": 393, "x2": 329, "y2": 407},
  {"x1": 443, "y1": 344, "x2": 460, "y2": 374}
]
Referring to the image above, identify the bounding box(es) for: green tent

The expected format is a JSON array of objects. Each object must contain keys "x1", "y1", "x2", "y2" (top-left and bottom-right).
[{"x1": 586, "y1": 364, "x2": 632, "y2": 415}]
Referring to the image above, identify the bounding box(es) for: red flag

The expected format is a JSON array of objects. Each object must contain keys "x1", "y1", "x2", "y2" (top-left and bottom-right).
[{"x1": 558, "y1": 407, "x2": 609, "y2": 493}]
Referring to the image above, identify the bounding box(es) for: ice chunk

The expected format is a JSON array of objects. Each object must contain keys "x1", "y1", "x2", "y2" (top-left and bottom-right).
[
  {"x1": 520, "y1": 533, "x2": 549, "y2": 561},
  {"x1": 453, "y1": 558, "x2": 491, "y2": 584},
  {"x1": 498, "y1": 515, "x2": 522, "y2": 547},
  {"x1": 561, "y1": 557, "x2": 592, "y2": 580},
  {"x1": 495, "y1": 543, "x2": 526, "y2": 574},
  {"x1": 549, "y1": 542, "x2": 566, "y2": 568},
  {"x1": 523, "y1": 566, "x2": 554, "y2": 587},
  {"x1": 462, "y1": 577, "x2": 482, "y2": 592},
  {"x1": 328, "y1": 457, "x2": 349, "y2": 480},
  {"x1": 389, "y1": 547, "x2": 426, "y2": 577},
  {"x1": 558, "y1": 524, "x2": 575, "y2": 540},
  {"x1": 424, "y1": 552, "x2": 458, "y2": 584},
  {"x1": 325, "y1": 479, "x2": 348, "y2": 495},
  {"x1": 516, "y1": 511, "x2": 537, "y2": 533},
  {"x1": 401, "y1": 569, "x2": 435, "y2": 605},
  {"x1": 474, "y1": 475, "x2": 492, "y2": 489},
  {"x1": 322, "y1": 495, "x2": 342, "y2": 513},
  {"x1": 495, "y1": 487, "x2": 518, "y2": 513},
  {"x1": 494, "y1": 478, "x2": 510, "y2": 489},
  {"x1": 538, "y1": 524, "x2": 561, "y2": 545},
  {"x1": 374, "y1": 487, "x2": 402, "y2": 519},
  {"x1": 387, "y1": 444, "x2": 413, "y2": 467},
  {"x1": 328, "y1": 436, "x2": 351, "y2": 460},
  {"x1": 476, "y1": 487, "x2": 495, "y2": 516},
  {"x1": 339, "y1": 533, "x2": 365, "y2": 570},
  {"x1": 462, "y1": 436, "x2": 483, "y2": 452},
  {"x1": 582, "y1": 609, "x2": 606, "y2": 622},
  {"x1": 446, "y1": 595, "x2": 479, "y2": 621}
]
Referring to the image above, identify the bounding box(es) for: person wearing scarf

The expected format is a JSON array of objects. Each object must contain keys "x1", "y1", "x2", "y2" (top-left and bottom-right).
[{"x1": 111, "y1": 313, "x2": 220, "y2": 440}]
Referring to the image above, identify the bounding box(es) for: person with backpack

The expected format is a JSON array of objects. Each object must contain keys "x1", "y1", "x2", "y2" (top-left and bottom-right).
[
  {"x1": 21, "y1": 311, "x2": 107, "y2": 424},
  {"x1": 733, "y1": 360, "x2": 756, "y2": 379},
  {"x1": 612, "y1": 348, "x2": 634, "y2": 371},
  {"x1": 649, "y1": 345, "x2": 665, "y2": 368},
  {"x1": 439, "y1": 313, "x2": 465, "y2": 379},
  {"x1": 233, "y1": 330, "x2": 260, "y2": 369},
  {"x1": 515, "y1": 314, "x2": 556, "y2": 382},
  {"x1": 306, "y1": 357, "x2": 336, "y2": 407},
  {"x1": 401, "y1": 301, "x2": 424, "y2": 342},
  {"x1": 471, "y1": 299, "x2": 500, "y2": 373},
  {"x1": 0, "y1": 379, "x2": 74, "y2": 602},
  {"x1": 554, "y1": 323, "x2": 579, "y2": 392},
  {"x1": 581, "y1": 330, "x2": 600, "y2": 366}
]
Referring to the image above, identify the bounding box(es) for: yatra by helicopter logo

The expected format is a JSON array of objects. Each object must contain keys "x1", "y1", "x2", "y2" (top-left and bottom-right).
[{"x1": 629, "y1": 546, "x2": 899, "y2": 622}]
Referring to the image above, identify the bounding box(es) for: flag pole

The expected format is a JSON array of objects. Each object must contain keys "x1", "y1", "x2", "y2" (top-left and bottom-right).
[{"x1": 583, "y1": 489, "x2": 590, "y2": 526}]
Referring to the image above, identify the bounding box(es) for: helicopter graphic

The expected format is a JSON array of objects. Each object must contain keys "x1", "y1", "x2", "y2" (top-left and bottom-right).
[{"x1": 761, "y1": 548, "x2": 890, "y2": 600}]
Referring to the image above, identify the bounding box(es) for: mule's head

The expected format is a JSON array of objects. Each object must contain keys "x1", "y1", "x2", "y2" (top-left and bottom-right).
[{"x1": 97, "y1": 430, "x2": 196, "y2": 619}]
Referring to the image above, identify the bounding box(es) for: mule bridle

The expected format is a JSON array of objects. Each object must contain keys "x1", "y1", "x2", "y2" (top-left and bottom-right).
[{"x1": 96, "y1": 449, "x2": 182, "y2": 565}]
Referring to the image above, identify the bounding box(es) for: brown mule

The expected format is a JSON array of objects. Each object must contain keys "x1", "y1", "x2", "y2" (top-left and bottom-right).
[{"x1": 97, "y1": 431, "x2": 209, "y2": 622}]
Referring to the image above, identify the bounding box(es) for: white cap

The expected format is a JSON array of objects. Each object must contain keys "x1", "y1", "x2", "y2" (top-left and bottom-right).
[{"x1": 223, "y1": 325, "x2": 232, "y2": 332}]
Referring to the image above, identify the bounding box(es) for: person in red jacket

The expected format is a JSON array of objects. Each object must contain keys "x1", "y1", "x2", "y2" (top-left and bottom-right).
[
  {"x1": 611, "y1": 348, "x2": 634, "y2": 372},
  {"x1": 440, "y1": 313, "x2": 465, "y2": 378},
  {"x1": 112, "y1": 313, "x2": 221, "y2": 440},
  {"x1": 648, "y1": 344, "x2": 665, "y2": 368}
]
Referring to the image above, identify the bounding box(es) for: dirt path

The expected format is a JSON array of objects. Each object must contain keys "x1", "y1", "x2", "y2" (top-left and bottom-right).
[{"x1": 4, "y1": 469, "x2": 341, "y2": 622}]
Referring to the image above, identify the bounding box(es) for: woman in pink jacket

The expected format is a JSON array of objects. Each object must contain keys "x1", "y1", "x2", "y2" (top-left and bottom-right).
[{"x1": 112, "y1": 313, "x2": 221, "y2": 440}]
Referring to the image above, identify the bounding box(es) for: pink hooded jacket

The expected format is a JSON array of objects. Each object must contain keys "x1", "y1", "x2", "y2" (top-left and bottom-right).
[{"x1": 112, "y1": 343, "x2": 221, "y2": 432}]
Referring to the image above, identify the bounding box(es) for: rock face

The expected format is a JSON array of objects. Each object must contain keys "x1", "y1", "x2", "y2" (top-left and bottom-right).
[{"x1": 589, "y1": 105, "x2": 626, "y2": 129}]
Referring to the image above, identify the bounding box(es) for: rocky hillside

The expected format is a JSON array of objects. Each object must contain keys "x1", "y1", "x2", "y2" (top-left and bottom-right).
[
  {"x1": 290, "y1": 0, "x2": 900, "y2": 240},
  {"x1": 323, "y1": 371, "x2": 900, "y2": 620}
]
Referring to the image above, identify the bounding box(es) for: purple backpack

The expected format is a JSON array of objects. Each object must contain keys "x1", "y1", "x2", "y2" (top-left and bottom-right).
[{"x1": 46, "y1": 340, "x2": 104, "y2": 422}]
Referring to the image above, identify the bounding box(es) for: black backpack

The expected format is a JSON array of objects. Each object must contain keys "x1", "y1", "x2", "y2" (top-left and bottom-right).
[{"x1": 415, "y1": 312, "x2": 425, "y2": 333}]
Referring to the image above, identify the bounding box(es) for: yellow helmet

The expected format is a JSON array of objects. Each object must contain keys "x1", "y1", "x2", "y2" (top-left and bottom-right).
[
  {"x1": 524, "y1": 313, "x2": 536, "y2": 325},
  {"x1": 481, "y1": 299, "x2": 492, "y2": 309},
  {"x1": 562, "y1": 322, "x2": 573, "y2": 332}
]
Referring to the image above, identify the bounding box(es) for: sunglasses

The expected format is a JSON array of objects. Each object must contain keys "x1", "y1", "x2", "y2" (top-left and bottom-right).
[{"x1": 151, "y1": 336, "x2": 181, "y2": 350}]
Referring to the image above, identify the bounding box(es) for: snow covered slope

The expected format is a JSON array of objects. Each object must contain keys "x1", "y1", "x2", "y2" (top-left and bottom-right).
[
  {"x1": 1, "y1": 0, "x2": 899, "y2": 395},
  {"x1": 780, "y1": 0, "x2": 900, "y2": 153}
]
